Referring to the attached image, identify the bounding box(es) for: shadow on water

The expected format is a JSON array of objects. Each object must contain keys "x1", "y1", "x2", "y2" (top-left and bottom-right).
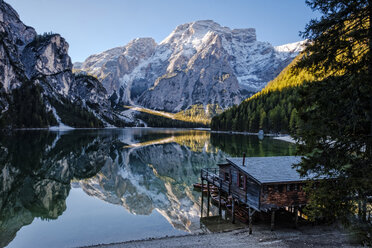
[
  {"x1": 210, "y1": 132, "x2": 296, "y2": 157},
  {"x1": 0, "y1": 129, "x2": 296, "y2": 247},
  {"x1": 0, "y1": 130, "x2": 110, "y2": 247}
]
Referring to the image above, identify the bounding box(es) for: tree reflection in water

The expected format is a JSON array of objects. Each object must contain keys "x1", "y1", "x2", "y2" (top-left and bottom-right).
[
  {"x1": 0, "y1": 130, "x2": 109, "y2": 247},
  {"x1": 0, "y1": 129, "x2": 296, "y2": 247}
]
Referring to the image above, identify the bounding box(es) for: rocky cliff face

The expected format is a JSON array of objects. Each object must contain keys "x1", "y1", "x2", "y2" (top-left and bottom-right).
[
  {"x1": 21, "y1": 34, "x2": 73, "y2": 96},
  {"x1": 77, "y1": 20, "x2": 304, "y2": 113},
  {"x1": 0, "y1": 0, "x2": 127, "y2": 128},
  {"x1": 0, "y1": 0, "x2": 36, "y2": 110},
  {"x1": 78, "y1": 38, "x2": 157, "y2": 97}
]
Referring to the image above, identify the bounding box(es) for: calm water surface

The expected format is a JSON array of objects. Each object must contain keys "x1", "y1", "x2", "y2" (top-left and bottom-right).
[{"x1": 0, "y1": 128, "x2": 296, "y2": 248}]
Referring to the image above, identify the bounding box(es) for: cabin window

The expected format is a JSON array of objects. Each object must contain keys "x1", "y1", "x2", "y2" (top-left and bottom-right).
[
  {"x1": 274, "y1": 185, "x2": 279, "y2": 192},
  {"x1": 287, "y1": 184, "x2": 296, "y2": 191},
  {"x1": 224, "y1": 172, "x2": 230, "y2": 182},
  {"x1": 238, "y1": 173, "x2": 245, "y2": 189},
  {"x1": 294, "y1": 184, "x2": 298, "y2": 191},
  {"x1": 278, "y1": 185, "x2": 284, "y2": 193},
  {"x1": 263, "y1": 185, "x2": 268, "y2": 193}
]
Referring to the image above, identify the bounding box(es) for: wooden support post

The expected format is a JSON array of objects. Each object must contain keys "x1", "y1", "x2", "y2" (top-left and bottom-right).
[
  {"x1": 362, "y1": 199, "x2": 367, "y2": 222},
  {"x1": 232, "y1": 198, "x2": 235, "y2": 224},
  {"x1": 294, "y1": 206, "x2": 299, "y2": 229},
  {"x1": 358, "y1": 200, "x2": 362, "y2": 220},
  {"x1": 271, "y1": 209, "x2": 275, "y2": 231},
  {"x1": 201, "y1": 179, "x2": 204, "y2": 218},
  {"x1": 207, "y1": 181, "x2": 210, "y2": 217},
  {"x1": 218, "y1": 188, "x2": 222, "y2": 216},
  {"x1": 249, "y1": 207, "x2": 253, "y2": 234},
  {"x1": 228, "y1": 169, "x2": 231, "y2": 195}
]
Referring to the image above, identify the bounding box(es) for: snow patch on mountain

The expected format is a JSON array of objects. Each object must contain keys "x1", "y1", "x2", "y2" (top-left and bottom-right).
[
  {"x1": 274, "y1": 40, "x2": 306, "y2": 53},
  {"x1": 76, "y1": 20, "x2": 305, "y2": 113}
]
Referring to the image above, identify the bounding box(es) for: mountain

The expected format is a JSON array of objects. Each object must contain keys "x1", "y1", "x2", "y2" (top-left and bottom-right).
[
  {"x1": 0, "y1": 0, "x2": 130, "y2": 128},
  {"x1": 76, "y1": 20, "x2": 304, "y2": 113},
  {"x1": 0, "y1": 0, "x2": 303, "y2": 128},
  {"x1": 211, "y1": 15, "x2": 364, "y2": 133},
  {"x1": 210, "y1": 52, "x2": 314, "y2": 133}
]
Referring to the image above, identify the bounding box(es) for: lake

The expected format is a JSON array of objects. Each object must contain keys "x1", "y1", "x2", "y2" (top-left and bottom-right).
[{"x1": 0, "y1": 128, "x2": 296, "y2": 248}]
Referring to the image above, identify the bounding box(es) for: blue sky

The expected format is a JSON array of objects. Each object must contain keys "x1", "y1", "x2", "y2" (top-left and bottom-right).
[{"x1": 7, "y1": 0, "x2": 319, "y2": 62}]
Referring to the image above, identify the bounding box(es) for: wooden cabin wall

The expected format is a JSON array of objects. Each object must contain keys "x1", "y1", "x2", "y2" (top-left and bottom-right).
[
  {"x1": 260, "y1": 183, "x2": 307, "y2": 209},
  {"x1": 218, "y1": 165, "x2": 230, "y2": 182},
  {"x1": 219, "y1": 165, "x2": 260, "y2": 209},
  {"x1": 246, "y1": 177, "x2": 260, "y2": 209},
  {"x1": 231, "y1": 168, "x2": 238, "y2": 190},
  {"x1": 218, "y1": 165, "x2": 231, "y2": 193}
]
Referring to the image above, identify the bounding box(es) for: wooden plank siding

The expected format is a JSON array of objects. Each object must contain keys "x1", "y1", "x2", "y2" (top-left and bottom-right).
[
  {"x1": 247, "y1": 178, "x2": 260, "y2": 210},
  {"x1": 260, "y1": 183, "x2": 307, "y2": 210},
  {"x1": 219, "y1": 164, "x2": 260, "y2": 210},
  {"x1": 206, "y1": 157, "x2": 311, "y2": 213}
]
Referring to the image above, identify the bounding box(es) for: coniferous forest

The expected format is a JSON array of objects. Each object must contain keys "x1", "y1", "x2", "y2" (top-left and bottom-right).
[
  {"x1": 212, "y1": 1, "x2": 372, "y2": 243},
  {"x1": 211, "y1": 87, "x2": 300, "y2": 134},
  {"x1": 211, "y1": 55, "x2": 312, "y2": 134}
]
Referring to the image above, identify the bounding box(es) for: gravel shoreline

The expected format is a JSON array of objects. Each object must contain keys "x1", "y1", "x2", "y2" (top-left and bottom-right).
[{"x1": 82, "y1": 224, "x2": 359, "y2": 248}]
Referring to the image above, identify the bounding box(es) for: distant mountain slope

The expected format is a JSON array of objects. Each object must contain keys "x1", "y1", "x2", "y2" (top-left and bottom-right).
[
  {"x1": 211, "y1": 53, "x2": 314, "y2": 133},
  {"x1": 251, "y1": 55, "x2": 314, "y2": 97},
  {"x1": 76, "y1": 20, "x2": 304, "y2": 113},
  {"x1": 211, "y1": 18, "x2": 365, "y2": 134},
  {"x1": 0, "y1": 0, "x2": 129, "y2": 128}
]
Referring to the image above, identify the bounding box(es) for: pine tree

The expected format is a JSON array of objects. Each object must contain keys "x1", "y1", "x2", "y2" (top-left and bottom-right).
[
  {"x1": 259, "y1": 110, "x2": 268, "y2": 131},
  {"x1": 289, "y1": 108, "x2": 298, "y2": 133},
  {"x1": 294, "y1": 0, "x2": 372, "y2": 242}
]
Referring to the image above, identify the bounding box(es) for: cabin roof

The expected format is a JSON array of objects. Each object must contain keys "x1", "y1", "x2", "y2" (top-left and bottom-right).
[{"x1": 226, "y1": 156, "x2": 313, "y2": 184}]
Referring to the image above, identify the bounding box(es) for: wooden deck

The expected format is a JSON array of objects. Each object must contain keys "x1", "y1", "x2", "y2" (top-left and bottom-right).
[
  {"x1": 201, "y1": 168, "x2": 260, "y2": 210},
  {"x1": 200, "y1": 168, "x2": 256, "y2": 234}
]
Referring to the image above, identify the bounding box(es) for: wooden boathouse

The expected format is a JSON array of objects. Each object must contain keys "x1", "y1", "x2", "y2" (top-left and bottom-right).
[{"x1": 200, "y1": 155, "x2": 313, "y2": 233}]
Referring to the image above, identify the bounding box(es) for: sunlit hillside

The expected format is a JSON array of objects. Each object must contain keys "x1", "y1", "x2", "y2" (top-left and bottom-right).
[
  {"x1": 211, "y1": 19, "x2": 367, "y2": 134},
  {"x1": 211, "y1": 53, "x2": 315, "y2": 133},
  {"x1": 250, "y1": 55, "x2": 315, "y2": 98}
]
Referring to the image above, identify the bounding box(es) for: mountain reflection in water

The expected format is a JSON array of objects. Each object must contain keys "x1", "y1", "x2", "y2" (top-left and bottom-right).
[{"x1": 0, "y1": 129, "x2": 295, "y2": 247}]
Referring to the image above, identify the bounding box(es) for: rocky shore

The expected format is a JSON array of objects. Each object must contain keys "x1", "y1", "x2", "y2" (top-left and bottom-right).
[{"x1": 83, "y1": 224, "x2": 359, "y2": 248}]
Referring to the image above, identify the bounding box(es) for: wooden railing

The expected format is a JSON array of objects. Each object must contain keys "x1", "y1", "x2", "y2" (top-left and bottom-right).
[
  {"x1": 201, "y1": 168, "x2": 243, "y2": 201},
  {"x1": 201, "y1": 168, "x2": 224, "y2": 188}
]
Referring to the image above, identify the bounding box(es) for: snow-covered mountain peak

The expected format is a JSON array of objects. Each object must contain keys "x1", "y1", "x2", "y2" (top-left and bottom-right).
[
  {"x1": 81, "y1": 37, "x2": 156, "y2": 70},
  {"x1": 274, "y1": 40, "x2": 306, "y2": 53},
  {"x1": 124, "y1": 37, "x2": 157, "y2": 57},
  {"x1": 273, "y1": 40, "x2": 306, "y2": 61},
  {"x1": 160, "y1": 20, "x2": 256, "y2": 47},
  {"x1": 77, "y1": 20, "x2": 304, "y2": 113}
]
